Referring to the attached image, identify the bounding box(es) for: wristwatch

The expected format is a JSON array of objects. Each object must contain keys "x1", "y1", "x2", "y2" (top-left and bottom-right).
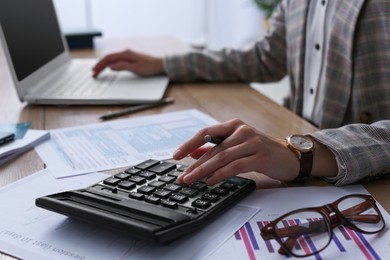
[{"x1": 285, "y1": 134, "x2": 314, "y2": 180}]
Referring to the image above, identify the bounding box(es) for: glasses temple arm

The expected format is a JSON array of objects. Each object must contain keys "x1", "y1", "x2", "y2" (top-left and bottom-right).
[
  {"x1": 341, "y1": 200, "x2": 371, "y2": 215},
  {"x1": 263, "y1": 220, "x2": 327, "y2": 239},
  {"x1": 335, "y1": 201, "x2": 381, "y2": 224}
]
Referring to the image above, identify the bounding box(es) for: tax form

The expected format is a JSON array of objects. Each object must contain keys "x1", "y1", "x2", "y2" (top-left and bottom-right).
[{"x1": 35, "y1": 109, "x2": 218, "y2": 178}]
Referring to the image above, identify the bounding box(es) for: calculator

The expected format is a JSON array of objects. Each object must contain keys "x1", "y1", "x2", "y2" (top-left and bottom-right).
[{"x1": 36, "y1": 159, "x2": 256, "y2": 245}]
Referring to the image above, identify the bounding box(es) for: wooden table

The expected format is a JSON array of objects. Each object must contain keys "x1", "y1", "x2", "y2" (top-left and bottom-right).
[{"x1": 1, "y1": 36, "x2": 389, "y2": 259}]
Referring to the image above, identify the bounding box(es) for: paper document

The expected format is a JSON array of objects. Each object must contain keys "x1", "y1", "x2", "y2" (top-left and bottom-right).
[
  {"x1": 209, "y1": 186, "x2": 390, "y2": 260},
  {"x1": 35, "y1": 109, "x2": 218, "y2": 178},
  {"x1": 0, "y1": 129, "x2": 49, "y2": 165},
  {"x1": 0, "y1": 169, "x2": 258, "y2": 260}
]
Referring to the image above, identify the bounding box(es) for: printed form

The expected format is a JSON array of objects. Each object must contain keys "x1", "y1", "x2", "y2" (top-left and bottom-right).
[
  {"x1": 0, "y1": 169, "x2": 258, "y2": 260},
  {"x1": 35, "y1": 109, "x2": 218, "y2": 178}
]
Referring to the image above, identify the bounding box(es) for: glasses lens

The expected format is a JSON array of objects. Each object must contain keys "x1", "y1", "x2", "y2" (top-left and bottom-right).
[
  {"x1": 274, "y1": 210, "x2": 331, "y2": 257},
  {"x1": 338, "y1": 196, "x2": 384, "y2": 233}
]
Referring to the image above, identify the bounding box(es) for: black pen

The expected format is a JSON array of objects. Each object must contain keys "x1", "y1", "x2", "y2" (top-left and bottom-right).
[
  {"x1": 204, "y1": 134, "x2": 224, "y2": 145},
  {"x1": 0, "y1": 131, "x2": 15, "y2": 146},
  {"x1": 99, "y1": 97, "x2": 174, "y2": 121}
]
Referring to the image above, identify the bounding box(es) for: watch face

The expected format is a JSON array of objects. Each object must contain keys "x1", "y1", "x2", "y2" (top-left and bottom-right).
[{"x1": 288, "y1": 135, "x2": 313, "y2": 152}]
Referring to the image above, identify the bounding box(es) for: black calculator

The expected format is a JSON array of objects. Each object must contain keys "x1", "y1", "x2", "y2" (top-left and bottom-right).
[{"x1": 36, "y1": 159, "x2": 256, "y2": 245}]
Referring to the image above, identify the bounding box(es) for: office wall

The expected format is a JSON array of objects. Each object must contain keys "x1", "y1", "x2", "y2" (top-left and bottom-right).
[{"x1": 53, "y1": 0, "x2": 265, "y2": 49}]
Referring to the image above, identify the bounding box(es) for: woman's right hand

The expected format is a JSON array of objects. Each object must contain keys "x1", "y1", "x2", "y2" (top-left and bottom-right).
[
  {"x1": 173, "y1": 119, "x2": 301, "y2": 185},
  {"x1": 92, "y1": 49, "x2": 165, "y2": 78}
]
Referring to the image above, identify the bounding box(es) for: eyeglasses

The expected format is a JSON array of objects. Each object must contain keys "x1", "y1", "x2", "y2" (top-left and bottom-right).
[{"x1": 260, "y1": 194, "x2": 385, "y2": 257}]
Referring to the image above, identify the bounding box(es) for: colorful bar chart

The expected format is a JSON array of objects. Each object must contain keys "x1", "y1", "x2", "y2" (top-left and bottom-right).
[{"x1": 233, "y1": 219, "x2": 382, "y2": 260}]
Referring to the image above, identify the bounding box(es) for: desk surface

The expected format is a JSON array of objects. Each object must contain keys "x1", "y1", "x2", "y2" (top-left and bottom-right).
[{"x1": 1, "y1": 36, "x2": 389, "y2": 259}]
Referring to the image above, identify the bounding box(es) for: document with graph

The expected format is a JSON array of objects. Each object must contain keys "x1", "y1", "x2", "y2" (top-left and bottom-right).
[
  {"x1": 35, "y1": 109, "x2": 218, "y2": 178},
  {"x1": 209, "y1": 185, "x2": 390, "y2": 260}
]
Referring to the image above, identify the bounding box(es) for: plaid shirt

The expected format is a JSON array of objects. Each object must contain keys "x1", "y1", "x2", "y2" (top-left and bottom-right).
[
  {"x1": 164, "y1": 0, "x2": 390, "y2": 129},
  {"x1": 163, "y1": 0, "x2": 390, "y2": 185}
]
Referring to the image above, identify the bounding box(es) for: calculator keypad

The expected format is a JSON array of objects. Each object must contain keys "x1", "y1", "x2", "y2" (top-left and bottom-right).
[{"x1": 94, "y1": 159, "x2": 245, "y2": 213}]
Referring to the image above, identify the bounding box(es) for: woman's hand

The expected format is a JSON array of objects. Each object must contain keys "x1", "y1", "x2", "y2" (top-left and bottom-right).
[
  {"x1": 173, "y1": 119, "x2": 300, "y2": 185},
  {"x1": 92, "y1": 49, "x2": 165, "y2": 78}
]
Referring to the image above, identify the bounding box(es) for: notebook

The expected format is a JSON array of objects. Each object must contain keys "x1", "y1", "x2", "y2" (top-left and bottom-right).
[{"x1": 0, "y1": 0, "x2": 169, "y2": 105}]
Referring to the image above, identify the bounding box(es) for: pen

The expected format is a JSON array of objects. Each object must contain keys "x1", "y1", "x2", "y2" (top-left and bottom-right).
[
  {"x1": 204, "y1": 134, "x2": 224, "y2": 145},
  {"x1": 0, "y1": 132, "x2": 15, "y2": 146},
  {"x1": 99, "y1": 97, "x2": 174, "y2": 121}
]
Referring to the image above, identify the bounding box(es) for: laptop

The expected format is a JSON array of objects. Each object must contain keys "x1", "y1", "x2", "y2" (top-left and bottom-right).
[{"x1": 0, "y1": 0, "x2": 169, "y2": 105}]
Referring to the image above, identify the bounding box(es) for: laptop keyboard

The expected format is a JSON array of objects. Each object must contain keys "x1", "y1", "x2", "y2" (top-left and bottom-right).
[
  {"x1": 40, "y1": 62, "x2": 115, "y2": 97},
  {"x1": 36, "y1": 159, "x2": 256, "y2": 244}
]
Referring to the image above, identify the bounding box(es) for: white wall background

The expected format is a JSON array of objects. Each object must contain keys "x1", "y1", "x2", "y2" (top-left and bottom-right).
[{"x1": 53, "y1": 0, "x2": 264, "y2": 50}]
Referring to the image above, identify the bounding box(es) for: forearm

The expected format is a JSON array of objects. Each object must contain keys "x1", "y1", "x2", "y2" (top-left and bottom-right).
[
  {"x1": 163, "y1": 44, "x2": 287, "y2": 83},
  {"x1": 163, "y1": 6, "x2": 288, "y2": 83},
  {"x1": 310, "y1": 138, "x2": 338, "y2": 178}
]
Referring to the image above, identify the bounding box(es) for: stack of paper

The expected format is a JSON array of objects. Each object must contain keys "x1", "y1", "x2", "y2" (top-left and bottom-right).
[
  {"x1": 0, "y1": 168, "x2": 258, "y2": 260},
  {"x1": 0, "y1": 129, "x2": 50, "y2": 165}
]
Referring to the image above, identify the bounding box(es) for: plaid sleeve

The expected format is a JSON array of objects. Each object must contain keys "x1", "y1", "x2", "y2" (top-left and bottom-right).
[
  {"x1": 162, "y1": 2, "x2": 288, "y2": 83},
  {"x1": 309, "y1": 120, "x2": 390, "y2": 186}
]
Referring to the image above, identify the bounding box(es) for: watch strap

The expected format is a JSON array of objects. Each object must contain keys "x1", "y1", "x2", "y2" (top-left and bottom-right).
[{"x1": 296, "y1": 151, "x2": 313, "y2": 180}]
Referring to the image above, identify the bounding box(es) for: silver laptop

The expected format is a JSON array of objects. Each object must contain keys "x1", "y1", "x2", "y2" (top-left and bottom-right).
[{"x1": 0, "y1": 0, "x2": 169, "y2": 105}]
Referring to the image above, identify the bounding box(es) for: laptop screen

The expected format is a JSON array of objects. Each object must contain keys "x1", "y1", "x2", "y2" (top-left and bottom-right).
[{"x1": 0, "y1": 0, "x2": 65, "y2": 81}]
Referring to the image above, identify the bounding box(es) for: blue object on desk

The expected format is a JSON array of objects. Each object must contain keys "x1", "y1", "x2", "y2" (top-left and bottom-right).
[{"x1": 0, "y1": 122, "x2": 31, "y2": 139}]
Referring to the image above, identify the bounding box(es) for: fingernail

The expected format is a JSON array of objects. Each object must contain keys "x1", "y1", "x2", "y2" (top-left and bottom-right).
[
  {"x1": 205, "y1": 178, "x2": 213, "y2": 185},
  {"x1": 173, "y1": 149, "x2": 183, "y2": 159},
  {"x1": 183, "y1": 175, "x2": 192, "y2": 184}
]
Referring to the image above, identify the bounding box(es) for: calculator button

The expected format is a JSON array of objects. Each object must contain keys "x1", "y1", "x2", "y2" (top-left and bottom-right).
[
  {"x1": 153, "y1": 189, "x2": 171, "y2": 199},
  {"x1": 158, "y1": 176, "x2": 176, "y2": 183},
  {"x1": 180, "y1": 187, "x2": 198, "y2": 197},
  {"x1": 190, "y1": 182, "x2": 208, "y2": 191},
  {"x1": 138, "y1": 186, "x2": 156, "y2": 195},
  {"x1": 169, "y1": 194, "x2": 188, "y2": 203},
  {"x1": 139, "y1": 171, "x2": 156, "y2": 180},
  {"x1": 128, "y1": 192, "x2": 144, "y2": 200},
  {"x1": 202, "y1": 193, "x2": 220, "y2": 202},
  {"x1": 149, "y1": 162, "x2": 177, "y2": 175},
  {"x1": 124, "y1": 168, "x2": 141, "y2": 175},
  {"x1": 128, "y1": 176, "x2": 146, "y2": 185},
  {"x1": 103, "y1": 177, "x2": 121, "y2": 186},
  {"x1": 149, "y1": 181, "x2": 166, "y2": 189},
  {"x1": 174, "y1": 181, "x2": 188, "y2": 187},
  {"x1": 192, "y1": 199, "x2": 211, "y2": 209},
  {"x1": 145, "y1": 196, "x2": 161, "y2": 204},
  {"x1": 115, "y1": 172, "x2": 131, "y2": 180},
  {"x1": 227, "y1": 176, "x2": 248, "y2": 186},
  {"x1": 135, "y1": 159, "x2": 160, "y2": 170},
  {"x1": 168, "y1": 170, "x2": 182, "y2": 177},
  {"x1": 176, "y1": 165, "x2": 187, "y2": 172},
  {"x1": 164, "y1": 184, "x2": 182, "y2": 193},
  {"x1": 220, "y1": 181, "x2": 238, "y2": 191},
  {"x1": 118, "y1": 181, "x2": 136, "y2": 190},
  {"x1": 161, "y1": 200, "x2": 178, "y2": 209},
  {"x1": 211, "y1": 187, "x2": 229, "y2": 196}
]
